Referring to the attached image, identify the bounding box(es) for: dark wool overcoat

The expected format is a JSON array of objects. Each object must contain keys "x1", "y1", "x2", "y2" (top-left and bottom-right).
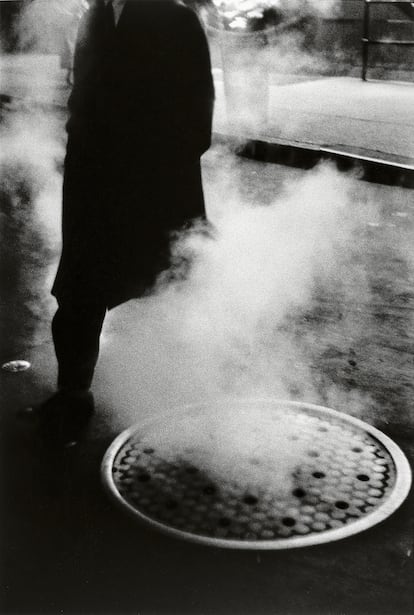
[{"x1": 52, "y1": 0, "x2": 214, "y2": 308}]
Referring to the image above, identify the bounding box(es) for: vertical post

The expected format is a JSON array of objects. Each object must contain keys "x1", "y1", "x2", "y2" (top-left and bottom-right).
[{"x1": 362, "y1": 0, "x2": 370, "y2": 81}]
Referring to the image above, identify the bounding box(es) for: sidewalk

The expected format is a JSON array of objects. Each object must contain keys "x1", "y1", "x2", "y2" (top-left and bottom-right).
[
  {"x1": 1, "y1": 53, "x2": 414, "y2": 177},
  {"x1": 214, "y1": 71, "x2": 414, "y2": 169}
]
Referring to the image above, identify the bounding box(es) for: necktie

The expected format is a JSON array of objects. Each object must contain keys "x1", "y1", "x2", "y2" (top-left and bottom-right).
[{"x1": 104, "y1": 1, "x2": 116, "y2": 34}]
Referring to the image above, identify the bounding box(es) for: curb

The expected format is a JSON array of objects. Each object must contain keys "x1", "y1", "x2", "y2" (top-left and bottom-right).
[
  {"x1": 214, "y1": 132, "x2": 414, "y2": 189},
  {"x1": 1, "y1": 92, "x2": 413, "y2": 189}
]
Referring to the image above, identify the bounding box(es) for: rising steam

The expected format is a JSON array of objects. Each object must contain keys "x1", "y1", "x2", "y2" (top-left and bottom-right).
[
  {"x1": 17, "y1": 0, "x2": 88, "y2": 56},
  {"x1": 101, "y1": 160, "x2": 377, "y2": 420},
  {"x1": 0, "y1": 109, "x2": 63, "y2": 358},
  {"x1": 96, "y1": 159, "x2": 377, "y2": 494}
]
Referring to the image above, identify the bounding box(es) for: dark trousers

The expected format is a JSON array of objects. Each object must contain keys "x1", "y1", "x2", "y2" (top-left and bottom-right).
[{"x1": 52, "y1": 299, "x2": 107, "y2": 392}]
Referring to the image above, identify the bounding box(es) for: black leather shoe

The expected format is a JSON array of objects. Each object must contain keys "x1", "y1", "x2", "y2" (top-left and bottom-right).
[{"x1": 36, "y1": 390, "x2": 95, "y2": 446}]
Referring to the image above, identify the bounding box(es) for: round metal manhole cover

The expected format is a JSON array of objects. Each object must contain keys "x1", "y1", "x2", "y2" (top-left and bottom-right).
[{"x1": 102, "y1": 399, "x2": 411, "y2": 549}]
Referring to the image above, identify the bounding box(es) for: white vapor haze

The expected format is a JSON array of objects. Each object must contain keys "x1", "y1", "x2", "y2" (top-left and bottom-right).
[
  {"x1": 97, "y1": 159, "x2": 387, "y2": 494},
  {"x1": 0, "y1": 110, "x2": 63, "y2": 354},
  {"x1": 101, "y1": 162, "x2": 377, "y2": 420}
]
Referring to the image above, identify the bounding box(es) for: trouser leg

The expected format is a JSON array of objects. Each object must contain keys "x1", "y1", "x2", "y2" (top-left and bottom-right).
[{"x1": 52, "y1": 299, "x2": 107, "y2": 392}]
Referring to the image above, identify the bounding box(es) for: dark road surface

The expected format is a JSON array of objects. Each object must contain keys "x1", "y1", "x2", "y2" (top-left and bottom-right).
[{"x1": 0, "y1": 107, "x2": 413, "y2": 615}]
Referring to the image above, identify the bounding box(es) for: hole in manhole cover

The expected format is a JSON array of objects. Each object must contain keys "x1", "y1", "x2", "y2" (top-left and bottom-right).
[{"x1": 102, "y1": 399, "x2": 411, "y2": 550}]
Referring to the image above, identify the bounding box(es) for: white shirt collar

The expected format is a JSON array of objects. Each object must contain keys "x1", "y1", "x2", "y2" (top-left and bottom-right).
[{"x1": 104, "y1": 0, "x2": 127, "y2": 25}]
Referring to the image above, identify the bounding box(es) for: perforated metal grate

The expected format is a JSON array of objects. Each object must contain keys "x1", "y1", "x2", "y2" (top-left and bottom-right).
[{"x1": 102, "y1": 400, "x2": 411, "y2": 549}]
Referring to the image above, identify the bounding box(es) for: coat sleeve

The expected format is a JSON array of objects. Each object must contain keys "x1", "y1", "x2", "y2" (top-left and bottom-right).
[
  {"x1": 170, "y1": 6, "x2": 215, "y2": 161},
  {"x1": 66, "y1": 7, "x2": 99, "y2": 138}
]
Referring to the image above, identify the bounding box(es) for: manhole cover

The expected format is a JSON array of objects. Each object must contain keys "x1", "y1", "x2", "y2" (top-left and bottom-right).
[{"x1": 101, "y1": 400, "x2": 411, "y2": 549}]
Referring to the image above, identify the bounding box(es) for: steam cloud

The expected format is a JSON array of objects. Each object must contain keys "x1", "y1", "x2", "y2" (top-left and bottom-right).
[
  {"x1": 0, "y1": 109, "x2": 63, "y2": 358},
  {"x1": 96, "y1": 151, "x2": 414, "y2": 494},
  {"x1": 138, "y1": 400, "x2": 314, "y2": 499},
  {"x1": 0, "y1": 0, "x2": 69, "y2": 360},
  {"x1": 102, "y1": 161, "x2": 374, "y2": 415},
  {"x1": 95, "y1": 157, "x2": 379, "y2": 493},
  {"x1": 210, "y1": 1, "x2": 342, "y2": 135},
  {"x1": 17, "y1": 0, "x2": 88, "y2": 57}
]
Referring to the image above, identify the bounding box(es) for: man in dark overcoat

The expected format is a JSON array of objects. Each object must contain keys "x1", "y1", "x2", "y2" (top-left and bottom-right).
[{"x1": 39, "y1": 0, "x2": 215, "y2": 443}]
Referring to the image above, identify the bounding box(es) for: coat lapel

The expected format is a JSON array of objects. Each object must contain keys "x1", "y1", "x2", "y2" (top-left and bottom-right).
[{"x1": 115, "y1": 0, "x2": 133, "y2": 32}]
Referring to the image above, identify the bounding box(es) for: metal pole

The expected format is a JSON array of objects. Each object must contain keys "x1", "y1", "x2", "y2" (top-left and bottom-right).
[{"x1": 362, "y1": 0, "x2": 370, "y2": 80}]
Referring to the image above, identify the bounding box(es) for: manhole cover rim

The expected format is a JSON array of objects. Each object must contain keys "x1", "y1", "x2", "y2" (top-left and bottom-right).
[{"x1": 101, "y1": 398, "x2": 412, "y2": 550}]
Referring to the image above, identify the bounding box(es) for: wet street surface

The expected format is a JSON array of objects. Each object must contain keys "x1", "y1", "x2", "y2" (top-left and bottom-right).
[{"x1": 0, "y1": 107, "x2": 413, "y2": 614}]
